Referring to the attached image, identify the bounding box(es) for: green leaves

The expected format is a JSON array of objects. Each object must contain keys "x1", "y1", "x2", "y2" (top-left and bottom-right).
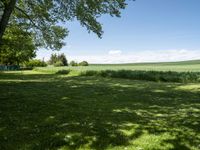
[
  {"x1": 13, "y1": 0, "x2": 127, "y2": 49},
  {"x1": 0, "y1": 24, "x2": 36, "y2": 65},
  {"x1": 1, "y1": 0, "x2": 129, "y2": 50}
]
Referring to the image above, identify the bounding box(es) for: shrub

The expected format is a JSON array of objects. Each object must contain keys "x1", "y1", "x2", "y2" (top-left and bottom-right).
[
  {"x1": 54, "y1": 61, "x2": 64, "y2": 67},
  {"x1": 70, "y1": 61, "x2": 78, "y2": 66},
  {"x1": 79, "y1": 61, "x2": 89, "y2": 66},
  {"x1": 56, "y1": 69, "x2": 71, "y2": 75},
  {"x1": 25, "y1": 59, "x2": 47, "y2": 68}
]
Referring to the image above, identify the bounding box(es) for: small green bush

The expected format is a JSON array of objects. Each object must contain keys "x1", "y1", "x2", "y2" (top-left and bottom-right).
[
  {"x1": 25, "y1": 59, "x2": 47, "y2": 68},
  {"x1": 56, "y1": 69, "x2": 71, "y2": 75},
  {"x1": 54, "y1": 61, "x2": 64, "y2": 67}
]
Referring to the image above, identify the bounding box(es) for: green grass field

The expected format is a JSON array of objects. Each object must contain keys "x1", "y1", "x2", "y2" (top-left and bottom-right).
[
  {"x1": 35, "y1": 60, "x2": 200, "y2": 73},
  {"x1": 0, "y1": 60, "x2": 200, "y2": 150}
]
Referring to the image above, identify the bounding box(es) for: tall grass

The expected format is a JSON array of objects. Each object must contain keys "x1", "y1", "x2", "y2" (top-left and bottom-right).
[{"x1": 80, "y1": 70, "x2": 200, "y2": 83}]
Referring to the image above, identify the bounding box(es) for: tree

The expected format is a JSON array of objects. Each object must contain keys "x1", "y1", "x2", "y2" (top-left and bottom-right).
[
  {"x1": 49, "y1": 53, "x2": 68, "y2": 66},
  {"x1": 54, "y1": 60, "x2": 64, "y2": 67},
  {"x1": 0, "y1": 0, "x2": 128, "y2": 50},
  {"x1": 0, "y1": 24, "x2": 36, "y2": 65},
  {"x1": 70, "y1": 61, "x2": 78, "y2": 66},
  {"x1": 49, "y1": 54, "x2": 58, "y2": 65},
  {"x1": 79, "y1": 61, "x2": 89, "y2": 66},
  {"x1": 25, "y1": 59, "x2": 47, "y2": 68},
  {"x1": 58, "y1": 53, "x2": 68, "y2": 66}
]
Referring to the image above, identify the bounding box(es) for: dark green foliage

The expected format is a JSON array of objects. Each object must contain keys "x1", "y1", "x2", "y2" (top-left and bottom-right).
[
  {"x1": 48, "y1": 54, "x2": 58, "y2": 65},
  {"x1": 58, "y1": 53, "x2": 68, "y2": 66},
  {"x1": 70, "y1": 60, "x2": 78, "y2": 66},
  {"x1": 56, "y1": 69, "x2": 71, "y2": 75},
  {"x1": 79, "y1": 61, "x2": 89, "y2": 66},
  {"x1": 25, "y1": 59, "x2": 47, "y2": 68},
  {"x1": 54, "y1": 61, "x2": 64, "y2": 67},
  {"x1": 0, "y1": 0, "x2": 128, "y2": 49},
  {"x1": 0, "y1": 24, "x2": 36, "y2": 65},
  {"x1": 49, "y1": 53, "x2": 68, "y2": 66},
  {"x1": 80, "y1": 70, "x2": 200, "y2": 83}
]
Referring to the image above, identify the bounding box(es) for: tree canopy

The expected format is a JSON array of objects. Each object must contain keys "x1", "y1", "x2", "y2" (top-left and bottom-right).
[
  {"x1": 0, "y1": 0, "x2": 129, "y2": 50},
  {"x1": 0, "y1": 24, "x2": 36, "y2": 65},
  {"x1": 48, "y1": 53, "x2": 68, "y2": 66}
]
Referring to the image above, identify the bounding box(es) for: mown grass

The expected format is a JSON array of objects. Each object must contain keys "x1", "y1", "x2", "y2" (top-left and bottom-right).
[{"x1": 0, "y1": 71, "x2": 200, "y2": 150}]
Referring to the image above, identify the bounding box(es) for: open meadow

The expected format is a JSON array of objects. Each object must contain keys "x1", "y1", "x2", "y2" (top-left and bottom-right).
[
  {"x1": 34, "y1": 60, "x2": 200, "y2": 73},
  {"x1": 0, "y1": 61, "x2": 200, "y2": 150}
]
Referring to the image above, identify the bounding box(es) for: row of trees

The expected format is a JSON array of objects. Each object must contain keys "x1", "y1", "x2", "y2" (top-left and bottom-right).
[
  {"x1": 70, "y1": 60, "x2": 89, "y2": 66},
  {"x1": 48, "y1": 53, "x2": 89, "y2": 67},
  {"x1": 0, "y1": 50, "x2": 88, "y2": 67}
]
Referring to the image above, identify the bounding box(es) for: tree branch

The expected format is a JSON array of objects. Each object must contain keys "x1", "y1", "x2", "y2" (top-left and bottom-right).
[
  {"x1": 14, "y1": 6, "x2": 41, "y2": 30},
  {"x1": 0, "y1": 0, "x2": 17, "y2": 44}
]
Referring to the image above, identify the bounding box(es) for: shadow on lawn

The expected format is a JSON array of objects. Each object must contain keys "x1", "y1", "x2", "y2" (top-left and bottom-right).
[{"x1": 0, "y1": 73, "x2": 200, "y2": 149}]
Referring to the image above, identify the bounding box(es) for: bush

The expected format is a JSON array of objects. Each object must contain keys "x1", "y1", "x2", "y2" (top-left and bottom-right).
[
  {"x1": 56, "y1": 69, "x2": 71, "y2": 75},
  {"x1": 54, "y1": 61, "x2": 64, "y2": 67},
  {"x1": 25, "y1": 59, "x2": 47, "y2": 68},
  {"x1": 70, "y1": 61, "x2": 78, "y2": 66},
  {"x1": 79, "y1": 61, "x2": 89, "y2": 66}
]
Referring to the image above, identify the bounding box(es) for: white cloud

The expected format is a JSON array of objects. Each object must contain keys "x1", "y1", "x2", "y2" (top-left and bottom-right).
[
  {"x1": 68, "y1": 49, "x2": 200, "y2": 64},
  {"x1": 108, "y1": 50, "x2": 122, "y2": 55},
  {"x1": 37, "y1": 49, "x2": 200, "y2": 64}
]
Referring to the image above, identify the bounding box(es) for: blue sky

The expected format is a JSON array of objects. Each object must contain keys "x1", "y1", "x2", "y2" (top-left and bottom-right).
[{"x1": 37, "y1": 0, "x2": 200, "y2": 63}]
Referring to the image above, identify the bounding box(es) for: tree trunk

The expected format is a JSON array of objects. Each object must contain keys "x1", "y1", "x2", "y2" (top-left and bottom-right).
[{"x1": 0, "y1": 0, "x2": 17, "y2": 44}]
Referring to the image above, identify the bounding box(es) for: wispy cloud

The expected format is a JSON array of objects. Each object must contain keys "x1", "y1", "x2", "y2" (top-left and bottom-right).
[
  {"x1": 68, "y1": 49, "x2": 200, "y2": 64},
  {"x1": 37, "y1": 49, "x2": 200, "y2": 64},
  {"x1": 108, "y1": 50, "x2": 122, "y2": 55}
]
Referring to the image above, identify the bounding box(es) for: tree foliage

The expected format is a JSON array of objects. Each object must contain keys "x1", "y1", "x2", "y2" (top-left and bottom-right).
[
  {"x1": 49, "y1": 53, "x2": 68, "y2": 66},
  {"x1": 54, "y1": 60, "x2": 64, "y2": 67},
  {"x1": 0, "y1": 0, "x2": 129, "y2": 50},
  {"x1": 79, "y1": 61, "x2": 89, "y2": 66},
  {"x1": 70, "y1": 60, "x2": 78, "y2": 66},
  {"x1": 0, "y1": 24, "x2": 36, "y2": 65},
  {"x1": 25, "y1": 59, "x2": 47, "y2": 68},
  {"x1": 58, "y1": 53, "x2": 68, "y2": 66},
  {"x1": 49, "y1": 53, "x2": 58, "y2": 65}
]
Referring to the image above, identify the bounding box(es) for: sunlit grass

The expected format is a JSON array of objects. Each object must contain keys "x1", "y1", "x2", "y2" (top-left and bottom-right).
[{"x1": 35, "y1": 60, "x2": 200, "y2": 72}]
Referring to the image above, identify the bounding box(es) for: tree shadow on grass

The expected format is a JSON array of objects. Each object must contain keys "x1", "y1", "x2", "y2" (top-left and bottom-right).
[{"x1": 0, "y1": 73, "x2": 200, "y2": 149}]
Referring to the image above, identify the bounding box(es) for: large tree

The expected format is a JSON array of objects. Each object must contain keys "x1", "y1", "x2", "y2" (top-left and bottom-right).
[
  {"x1": 0, "y1": 24, "x2": 36, "y2": 65},
  {"x1": 0, "y1": 0, "x2": 128, "y2": 50}
]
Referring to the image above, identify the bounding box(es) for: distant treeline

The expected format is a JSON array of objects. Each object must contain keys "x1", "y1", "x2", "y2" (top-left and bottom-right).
[{"x1": 48, "y1": 53, "x2": 89, "y2": 67}]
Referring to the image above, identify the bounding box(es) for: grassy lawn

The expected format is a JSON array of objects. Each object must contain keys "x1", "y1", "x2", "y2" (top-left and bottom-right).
[{"x1": 0, "y1": 71, "x2": 200, "y2": 150}]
